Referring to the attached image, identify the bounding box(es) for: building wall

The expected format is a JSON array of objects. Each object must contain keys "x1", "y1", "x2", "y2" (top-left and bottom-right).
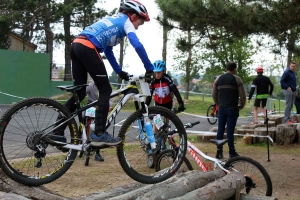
[
  {"x1": 0, "y1": 49, "x2": 72, "y2": 104},
  {"x1": 9, "y1": 34, "x2": 36, "y2": 52}
]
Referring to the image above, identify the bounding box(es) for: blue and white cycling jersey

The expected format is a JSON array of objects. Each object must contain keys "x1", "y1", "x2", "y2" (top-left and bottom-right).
[{"x1": 80, "y1": 13, "x2": 153, "y2": 74}]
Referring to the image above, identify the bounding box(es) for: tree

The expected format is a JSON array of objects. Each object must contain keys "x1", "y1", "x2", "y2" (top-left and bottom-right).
[
  {"x1": 203, "y1": 29, "x2": 257, "y2": 84},
  {"x1": 0, "y1": 15, "x2": 11, "y2": 49},
  {"x1": 109, "y1": 71, "x2": 119, "y2": 84},
  {"x1": 172, "y1": 29, "x2": 203, "y2": 100},
  {"x1": 155, "y1": 0, "x2": 300, "y2": 69}
]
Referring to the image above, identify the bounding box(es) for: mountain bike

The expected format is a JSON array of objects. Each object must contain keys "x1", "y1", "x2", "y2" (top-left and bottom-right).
[
  {"x1": 145, "y1": 108, "x2": 185, "y2": 169},
  {"x1": 207, "y1": 104, "x2": 218, "y2": 125},
  {"x1": 0, "y1": 75, "x2": 187, "y2": 186},
  {"x1": 156, "y1": 122, "x2": 273, "y2": 196}
]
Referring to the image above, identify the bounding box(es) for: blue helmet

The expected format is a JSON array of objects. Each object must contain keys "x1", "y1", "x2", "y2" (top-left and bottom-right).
[{"x1": 153, "y1": 60, "x2": 166, "y2": 72}]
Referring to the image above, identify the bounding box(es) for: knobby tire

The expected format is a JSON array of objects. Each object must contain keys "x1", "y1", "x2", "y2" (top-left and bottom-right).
[
  {"x1": 0, "y1": 97, "x2": 79, "y2": 186},
  {"x1": 117, "y1": 106, "x2": 187, "y2": 184}
]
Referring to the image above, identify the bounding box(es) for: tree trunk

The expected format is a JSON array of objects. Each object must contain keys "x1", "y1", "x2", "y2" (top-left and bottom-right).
[
  {"x1": 162, "y1": 15, "x2": 168, "y2": 64},
  {"x1": 184, "y1": 30, "x2": 192, "y2": 100}
]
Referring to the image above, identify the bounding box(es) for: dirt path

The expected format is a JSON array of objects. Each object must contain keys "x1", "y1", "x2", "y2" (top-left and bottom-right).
[{"x1": 44, "y1": 142, "x2": 300, "y2": 200}]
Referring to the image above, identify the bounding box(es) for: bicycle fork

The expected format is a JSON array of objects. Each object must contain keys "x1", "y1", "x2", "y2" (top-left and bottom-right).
[{"x1": 134, "y1": 94, "x2": 158, "y2": 151}]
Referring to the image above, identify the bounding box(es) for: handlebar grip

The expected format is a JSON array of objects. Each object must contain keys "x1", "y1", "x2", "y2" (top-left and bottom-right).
[{"x1": 191, "y1": 121, "x2": 200, "y2": 126}]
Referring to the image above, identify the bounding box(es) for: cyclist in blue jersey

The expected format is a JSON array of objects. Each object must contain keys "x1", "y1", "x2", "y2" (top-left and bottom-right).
[{"x1": 52, "y1": 0, "x2": 155, "y2": 147}]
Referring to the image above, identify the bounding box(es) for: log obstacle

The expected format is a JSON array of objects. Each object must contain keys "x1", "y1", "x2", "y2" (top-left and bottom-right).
[{"x1": 85, "y1": 170, "x2": 277, "y2": 200}]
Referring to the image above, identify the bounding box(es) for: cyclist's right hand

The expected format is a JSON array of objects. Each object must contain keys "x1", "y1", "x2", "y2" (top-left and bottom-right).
[
  {"x1": 145, "y1": 70, "x2": 155, "y2": 83},
  {"x1": 118, "y1": 71, "x2": 129, "y2": 81},
  {"x1": 178, "y1": 103, "x2": 185, "y2": 112}
]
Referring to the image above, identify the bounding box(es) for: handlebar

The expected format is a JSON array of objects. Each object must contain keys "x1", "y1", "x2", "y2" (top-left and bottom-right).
[
  {"x1": 171, "y1": 107, "x2": 186, "y2": 114},
  {"x1": 184, "y1": 121, "x2": 200, "y2": 128},
  {"x1": 167, "y1": 121, "x2": 200, "y2": 135},
  {"x1": 128, "y1": 74, "x2": 149, "y2": 82}
]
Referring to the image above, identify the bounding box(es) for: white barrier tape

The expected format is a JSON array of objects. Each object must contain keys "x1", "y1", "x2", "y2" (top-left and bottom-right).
[
  {"x1": 182, "y1": 111, "x2": 283, "y2": 120},
  {"x1": 182, "y1": 111, "x2": 255, "y2": 120},
  {"x1": 186, "y1": 130, "x2": 274, "y2": 143},
  {"x1": 0, "y1": 91, "x2": 25, "y2": 99}
]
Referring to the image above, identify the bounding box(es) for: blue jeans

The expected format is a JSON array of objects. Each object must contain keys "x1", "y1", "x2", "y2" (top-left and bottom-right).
[
  {"x1": 283, "y1": 90, "x2": 295, "y2": 122},
  {"x1": 217, "y1": 107, "x2": 239, "y2": 154}
]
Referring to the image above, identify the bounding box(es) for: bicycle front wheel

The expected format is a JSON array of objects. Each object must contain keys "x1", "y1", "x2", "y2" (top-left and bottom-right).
[
  {"x1": 207, "y1": 105, "x2": 218, "y2": 125},
  {"x1": 117, "y1": 106, "x2": 187, "y2": 184},
  {"x1": 155, "y1": 149, "x2": 193, "y2": 173},
  {"x1": 224, "y1": 156, "x2": 272, "y2": 196},
  {"x1": 0, "y1": 97, "x2": 79, "y2": 186}
]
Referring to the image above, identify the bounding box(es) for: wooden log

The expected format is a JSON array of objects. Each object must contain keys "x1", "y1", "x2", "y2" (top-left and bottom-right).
[
  {"x1": 169, "y1": 172, "x2": 245, "y2": 200},
  {"x1": 106, "y1": 170, "x2": 226, "y2": 200},
  {"x1": 197, "y1": 134, "x2": 217, "y2": 143},
  {"x1": 265, "y1": 121, "x2": 275, "y2": 128},
  {"x1": 291, "y1": 114, "x2": 300, "y2": 123},
  {"x1": 267, "y1": 127, "x2": 276, "y2": 143},
  {"x1": 254, "y1": 127, "x2": 268, "y2": 143},
  {"x1": 243, "y1": 133, "x2": 253, "y2": 145},
  {"x1": 0, "y1": 170, "x2": 68, "y2": 200},
  {"x1": 237, "y1": 129, "x2": 254, "y2": 135},
  {"x1": 210, "y1": 127, "x2": 218, "y2": 132},
  {"x1": 295, "y1": 124, "x2": 300, "y2": 144},
  {"x1": 240, "y1": 194, "x2": 278, "y2": 200},
  {"x1": 240, "y1": 125, "x2": 254, "y2": 129},
  {"x1": 267, "y1": 114, "x2": 284, "y2": 126},
  {"x1": 248, "y1": 124, "x2": 262, "y2": 129},
  {"x1": 286, "y1": 123, "x2": 300, "y2": 130},
  {"x1": 276, "y1": 124, "x2": 296, "y2": 145}
]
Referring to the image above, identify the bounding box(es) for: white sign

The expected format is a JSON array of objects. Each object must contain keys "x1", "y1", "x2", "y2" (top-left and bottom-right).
[
  {"x1": 85, "y1": 107, "x2": 96, "y2": 117},
  {"x1": 153, "y1": 114, "x2": 164, "y2": 130}
]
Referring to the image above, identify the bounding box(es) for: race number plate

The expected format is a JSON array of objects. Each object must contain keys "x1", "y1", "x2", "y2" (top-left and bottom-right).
[
  {"x1": 153, "y1": 114, "x2": 164, "y2": 130},
  {"x1": 85, "y1": 107, "x2": 96, "y2": 117}
]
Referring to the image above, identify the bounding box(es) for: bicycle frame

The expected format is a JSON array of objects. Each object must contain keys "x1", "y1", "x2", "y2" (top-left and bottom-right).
[
  {"x1": 41, "y1": 76, "x2": 151, "y2": 152},
  {"x1": 186, "y1": 141, "x2": 230, "y2": 173}
]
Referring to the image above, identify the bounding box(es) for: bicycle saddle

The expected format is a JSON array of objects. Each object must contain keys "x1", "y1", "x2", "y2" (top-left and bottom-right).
[
  {"x1": 57, "y1": 84, "x2": 89, "y2": 93},
  {"x1": 209, "y1": 139, "x2": 228, "y2": 147}
]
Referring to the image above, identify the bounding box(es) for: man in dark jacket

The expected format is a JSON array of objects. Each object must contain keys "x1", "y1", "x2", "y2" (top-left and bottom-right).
[
  {"x1": 280, "y1": 61, "x2": 297, "y2": 124},
  {"x1": 212, "y1": 62, "x2": 246, "y2": 159},
  {"x1": 248, "y1": 66, "x2": 274, "y2": 125}
]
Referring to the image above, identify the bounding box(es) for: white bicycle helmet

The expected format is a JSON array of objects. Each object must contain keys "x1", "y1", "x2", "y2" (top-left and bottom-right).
[{"x1": 119, "y1": 0, "x2": 150, "y2": 22}]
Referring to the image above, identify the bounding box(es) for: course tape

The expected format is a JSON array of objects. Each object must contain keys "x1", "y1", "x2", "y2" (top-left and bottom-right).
[{"x1": 0, "y1": 91, "x2": 25, "y2": 99}]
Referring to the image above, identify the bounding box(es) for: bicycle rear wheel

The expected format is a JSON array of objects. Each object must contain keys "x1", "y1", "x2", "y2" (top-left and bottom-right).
[
  {"x1": 207, "y1": 105, "x2": 218, "y2": 125},
  {"x1": 117, "y1": 106, "x2": 187, "y2": 184},
  {"x1": 155, "y1": 149, "x2": 193, "y2": 173},
  {"x1": 0, "y1": 97, "x2": 79, "y2": 186},
  {"x1": 224, "y1": 156, "x2": 272, "y2": 196}
]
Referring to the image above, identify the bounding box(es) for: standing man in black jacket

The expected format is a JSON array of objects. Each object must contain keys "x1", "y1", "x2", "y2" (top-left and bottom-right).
[
  {"x1": 212, "y1": 62, "x2": 246, "y2": 159},
  {"x1": 280, "y1": 61, "x2": 297, "y2": 124},
  {"x1": 248, "y1": 66, "x2": 274, "y2": 125}
]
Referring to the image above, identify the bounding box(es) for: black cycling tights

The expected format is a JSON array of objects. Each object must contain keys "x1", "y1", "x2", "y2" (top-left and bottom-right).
[{"x1": 64, "y1": 42, "x2": 112, "y2": 135}]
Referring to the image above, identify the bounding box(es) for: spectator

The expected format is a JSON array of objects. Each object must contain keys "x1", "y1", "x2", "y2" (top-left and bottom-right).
[
  {"x1": 248, "y1": 66, "x2": 274, "y2": 125},
  {"x1": 145, "y1": 60, "x2": 185, "y2": 136},
  {"x1": 294, "y1": 85, "x2": 300, "y2": 114},
  {"x1": 212, "y1": 62, "x2": 246, "y2": 159},
  {"x1": 280, "y1": 61, "x2": 297, "y2": 124},
  {"x1": 86, "y1": 82, "x2": 113, "y2": 161},
  {"x1": 145, "y1": 60, "x2": 185, "y2": 112}
]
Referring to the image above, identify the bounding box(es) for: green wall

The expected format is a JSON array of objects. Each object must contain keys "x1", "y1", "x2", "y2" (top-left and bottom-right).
[{"x1": 0, "y1": 49, "x2": 72, "y2": 104}]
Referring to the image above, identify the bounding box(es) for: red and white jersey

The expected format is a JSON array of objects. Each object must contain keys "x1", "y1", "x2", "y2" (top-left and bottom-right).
[{"x1": 149, "y1": 74, "x2": 174, "y2": 104}]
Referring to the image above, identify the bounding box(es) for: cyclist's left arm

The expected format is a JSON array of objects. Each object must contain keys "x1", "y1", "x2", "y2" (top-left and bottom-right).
[
  {"x1": 127, "y1": 32, "x2": 153, "y2": 71},
  {"x1": 104, "y1": 46, "x2": 122, "y2": 74},
  {"x1": 164, "y1": 75, "x2": 184, "y2": 111}
]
